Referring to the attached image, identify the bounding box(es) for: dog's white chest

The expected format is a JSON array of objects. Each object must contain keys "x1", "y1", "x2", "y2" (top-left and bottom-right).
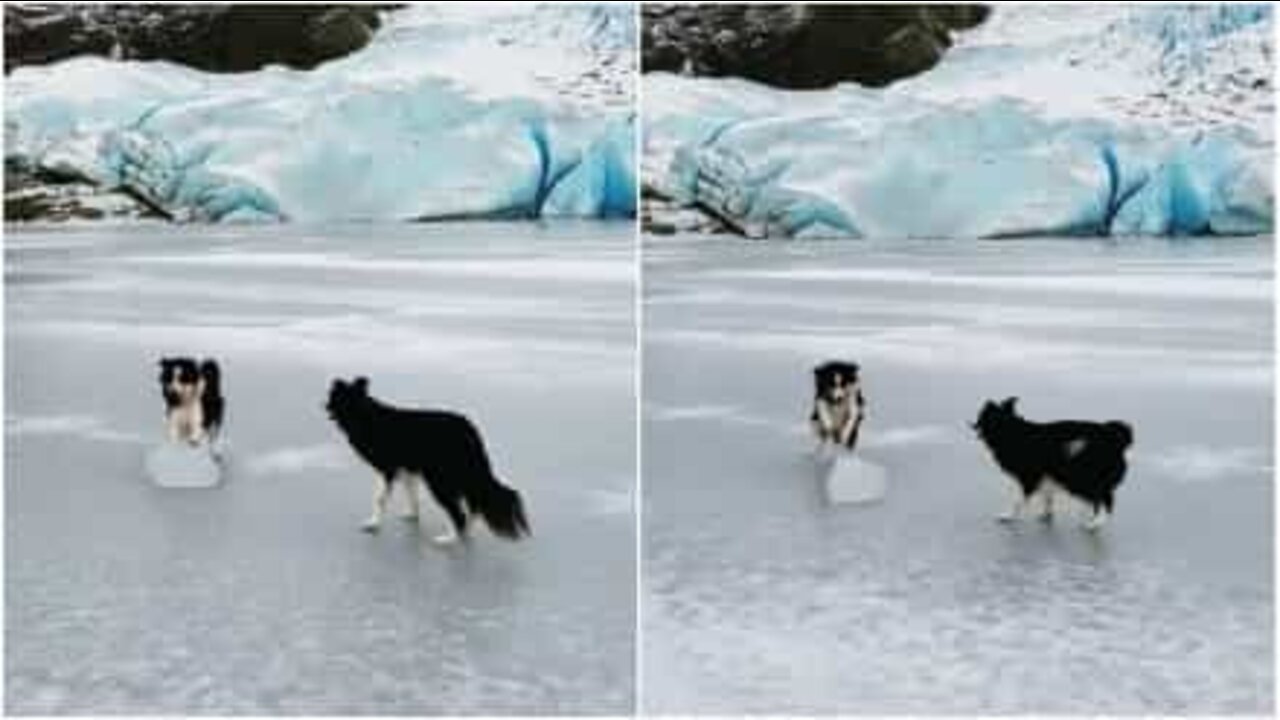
[{"x1": 817, "y1": 399, "x2": 851, "y2": 430}]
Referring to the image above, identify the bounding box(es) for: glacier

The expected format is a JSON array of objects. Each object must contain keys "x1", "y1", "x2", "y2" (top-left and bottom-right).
[
  {"x1": 4, "y1": 4, "x2": 636, "y2": 223},
  {"x1": 643, "y1": 4, "x2": 1274, "y2": 239}
]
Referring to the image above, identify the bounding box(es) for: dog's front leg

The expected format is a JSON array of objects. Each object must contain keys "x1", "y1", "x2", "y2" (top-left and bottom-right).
[
  {"x1": 187, "y1": 402, "x2": 206, "y2": 446},
  {"x1": 811, "y1": 407, "x2": 827, "y2": 437},
  {"x1": 166, "y1": 412, "x2": 182, "y2": 443},
  {"x1": 362, "y1": 475, "x2": 390, "y2": 533},
  {"x1": 400, "y1": 473, "x2": 421, "y2": 522},
  {"x1": 841, "y1": 390, "x2": 865, "y2": 451},
  {"x1": 1036, "y1": 483, "x2": 1055, "y2": 521},
  {"x1": 811, "y1": 416, "x2": 832, "y2": 454},
  {"x1": 997, "y1": 488, "x2": 1028, "y2": 523},
  {"x1": 839, "y1": 412, "x2": 864, "y2": 452}
]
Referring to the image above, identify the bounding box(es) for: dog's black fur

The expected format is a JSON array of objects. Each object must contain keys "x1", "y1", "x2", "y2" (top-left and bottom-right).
[
  {"x1": 325, "y1": 377, "x2": 530, "y2": 540},
  {"x1": 810, "y1": 360, "x2": 865, "y2": 450},
  {"x1": 158, "y1": 356, "x2": 224, "y2": 439},
  {"x1": 972, "y1": 397, "x2": 1133, "y2": 519}
]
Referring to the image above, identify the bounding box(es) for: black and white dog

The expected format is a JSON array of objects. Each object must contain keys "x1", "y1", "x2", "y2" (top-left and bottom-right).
[
  {"x1": 158, "y1": 357, "x2": 224, "y2": 448},
  {"x1": 810, "y1": 360, "x2": 865, "y2": 452},
  {"x1": 325, "y1": 376, "x2": 530, "y2": 544},
  {"x1": 972, "y1": 397, "x2": 1133, "y2": 531}
]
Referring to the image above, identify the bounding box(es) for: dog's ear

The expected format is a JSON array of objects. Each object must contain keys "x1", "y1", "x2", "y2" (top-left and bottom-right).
[
  {"x1": 353, "y1": 376, "x2": 369, "y2": 394},
  {"x1": 1001, "y1": 396, "x2": 1018, "y2": 412}
]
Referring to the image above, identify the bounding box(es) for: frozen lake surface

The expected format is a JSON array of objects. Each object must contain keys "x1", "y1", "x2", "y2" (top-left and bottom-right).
[
  {"x1": 6, "y1": 222, "x2": 635, "y2": 714},
  {"x1": 642, "y1": 236, "x2": 1273, "y2": 714}
]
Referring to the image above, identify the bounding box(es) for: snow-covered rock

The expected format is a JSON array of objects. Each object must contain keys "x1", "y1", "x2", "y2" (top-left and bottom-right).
[
  {"x1": 644, "y1": 4, "x2": 1273, "y2": 239},
  {"x1": 5, "y1": 4, "x2": 636, "y2": 223}
]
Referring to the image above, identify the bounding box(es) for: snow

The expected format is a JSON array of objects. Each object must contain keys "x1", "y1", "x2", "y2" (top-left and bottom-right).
[
  {"x1": 6, "y1": 222, "x2": 635, "y2": 714},
  {"x1": 642, "y1": 236, "x2": 1272, "y2": 713},
  {"x1": 644, "y1": 5, "x2": 1273, "y2": 238},
  {"x1": 4, "y1": 4, "x2": 636, "y2": 223}
]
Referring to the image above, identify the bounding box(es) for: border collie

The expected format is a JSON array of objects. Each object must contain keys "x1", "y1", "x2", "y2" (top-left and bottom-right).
[
  {"x1": 325, "y1": 376, "x2": 530, "y2": 544},
  {"x1": 972, "y1": 397, "x2": 1133, "y2": 531},
  {"x1": 158, "y1": 357, "x2": 224, "y2": 448},
  {"x1": 810, "y1": 360, "x2": 865, "y2": 452}
]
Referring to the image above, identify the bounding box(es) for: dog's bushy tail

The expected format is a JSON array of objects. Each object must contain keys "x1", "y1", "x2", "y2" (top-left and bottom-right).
[
  {"x1": 199, "y1": 359, "x2": 225, "y2": 430},
  {"x1": 1104, "y1": 421, "x2": 1134, "y2": 450},
  {"x1": 199, "y1": 359, "x2": 221, "y2": 389},
  {"x1": 474, "y1": 477, "x2": 531, "y2": 540}
]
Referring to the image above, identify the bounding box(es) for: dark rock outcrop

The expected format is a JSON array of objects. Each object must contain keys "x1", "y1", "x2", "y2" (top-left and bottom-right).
[
  {"x1": 4, "y1": 157, "x2": 158, "y2": 222},
  {"x1": 5, "y1": 4, "x2": 392, "y2": 74},
  {"x1": 642, "y1": 4, "x2": 990, "y2": 89}
]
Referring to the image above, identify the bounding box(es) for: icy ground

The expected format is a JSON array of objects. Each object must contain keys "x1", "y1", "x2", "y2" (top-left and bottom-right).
[
  {"x1": 644, "y1": 5, "x2": 1273, "y2": 238},
  {"x1": 5, "y1": 4, "x2": 636, "y2": 222},
  {"x1": 642, "y1": 236, "x2": 1273, "y2": 713},
  {"x1": 5, "y1": 222, "x2": 635, "y2": 714}
]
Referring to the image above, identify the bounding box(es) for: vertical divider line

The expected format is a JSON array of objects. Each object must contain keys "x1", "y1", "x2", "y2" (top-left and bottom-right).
[{"x1": 632, "y1": 1, "x2": 645, "y2": 715}]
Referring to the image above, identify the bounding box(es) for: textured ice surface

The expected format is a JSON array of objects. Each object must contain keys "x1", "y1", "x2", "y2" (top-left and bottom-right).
[
  {"x1": 145, "y1": 443, "x2": 222, "y2": 488},
  {"x1": 644, "y1": 5, "x2": 1273, "y2": 238},
  {"x1": 823, "y1": 453, "x2": 887, "y2": 505},
  {"x1": 6, "y1": 222, "x2": 635, "y2": 714},
  {"x1": 642, "y1": 236, "x2": 1273, "y2": 713},
  {"x1": 4, "y1": 4, "x2": 636, "y2": 222}
]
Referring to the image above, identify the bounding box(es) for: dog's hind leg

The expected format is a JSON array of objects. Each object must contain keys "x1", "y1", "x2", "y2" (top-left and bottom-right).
[
  {"x1": 425, "y1": 483, "x2": 469, "y2": 546},
  {"x1": 1083, "y1": 494, "x2": 1113, "y2": 532},
  {"x1": 1083, "y1": 504, "x2": 1109, "y2": 532},
  {"x1": 362, "y1": 474, "x2": 391, "y2": 533}
]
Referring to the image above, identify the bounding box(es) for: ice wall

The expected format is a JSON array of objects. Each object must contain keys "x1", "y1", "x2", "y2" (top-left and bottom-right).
[
  {"x1": 5, "y1": 4, "x2": 637, "y2": 223},
  {"x1": 644, "y1": 4, "x2": 1273, "y2": 238}
]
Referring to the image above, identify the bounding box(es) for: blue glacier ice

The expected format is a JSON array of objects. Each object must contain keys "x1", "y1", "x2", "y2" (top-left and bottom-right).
[
  {"x1": 4, "y1": 5, "x2": 636, "y2": 223},
  {"x1": 644, "y1": 4, "x2": 1273, "y2": 239}
]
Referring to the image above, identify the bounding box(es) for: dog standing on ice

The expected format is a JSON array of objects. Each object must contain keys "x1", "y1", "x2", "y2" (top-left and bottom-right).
[
  {"x1": 809, "y1": 360, "x2": 888, "y2": 504},
  {"x1": 972, "y1": 397, "x2": 1133, "y2": 531},
  {"x1": 810, "y1": 360, "x2": 865, "y2": 452},
  {"x1": 325, "y1": 376, "x2": 530, "y2": 544},
  {"x1": 158, "y1": 357, "x2": 224, "y2": 448}
]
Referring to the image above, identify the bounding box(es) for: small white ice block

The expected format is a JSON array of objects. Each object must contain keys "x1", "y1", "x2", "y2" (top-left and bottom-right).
[
  {"x1": 825, "y1": 453, "x2": 887, "y2": 505},
  {"x1": 146, "y1": 442, "x2": 222, "y2": 488}
]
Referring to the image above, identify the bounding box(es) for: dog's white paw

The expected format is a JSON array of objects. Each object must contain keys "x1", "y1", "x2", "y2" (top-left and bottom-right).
[
  {"x1": 1083, "y1": 515, "x2": 1107, "y2": 533},
  {"x1": 432, "y1": 531, "x2": 459, "y2": 545}
]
